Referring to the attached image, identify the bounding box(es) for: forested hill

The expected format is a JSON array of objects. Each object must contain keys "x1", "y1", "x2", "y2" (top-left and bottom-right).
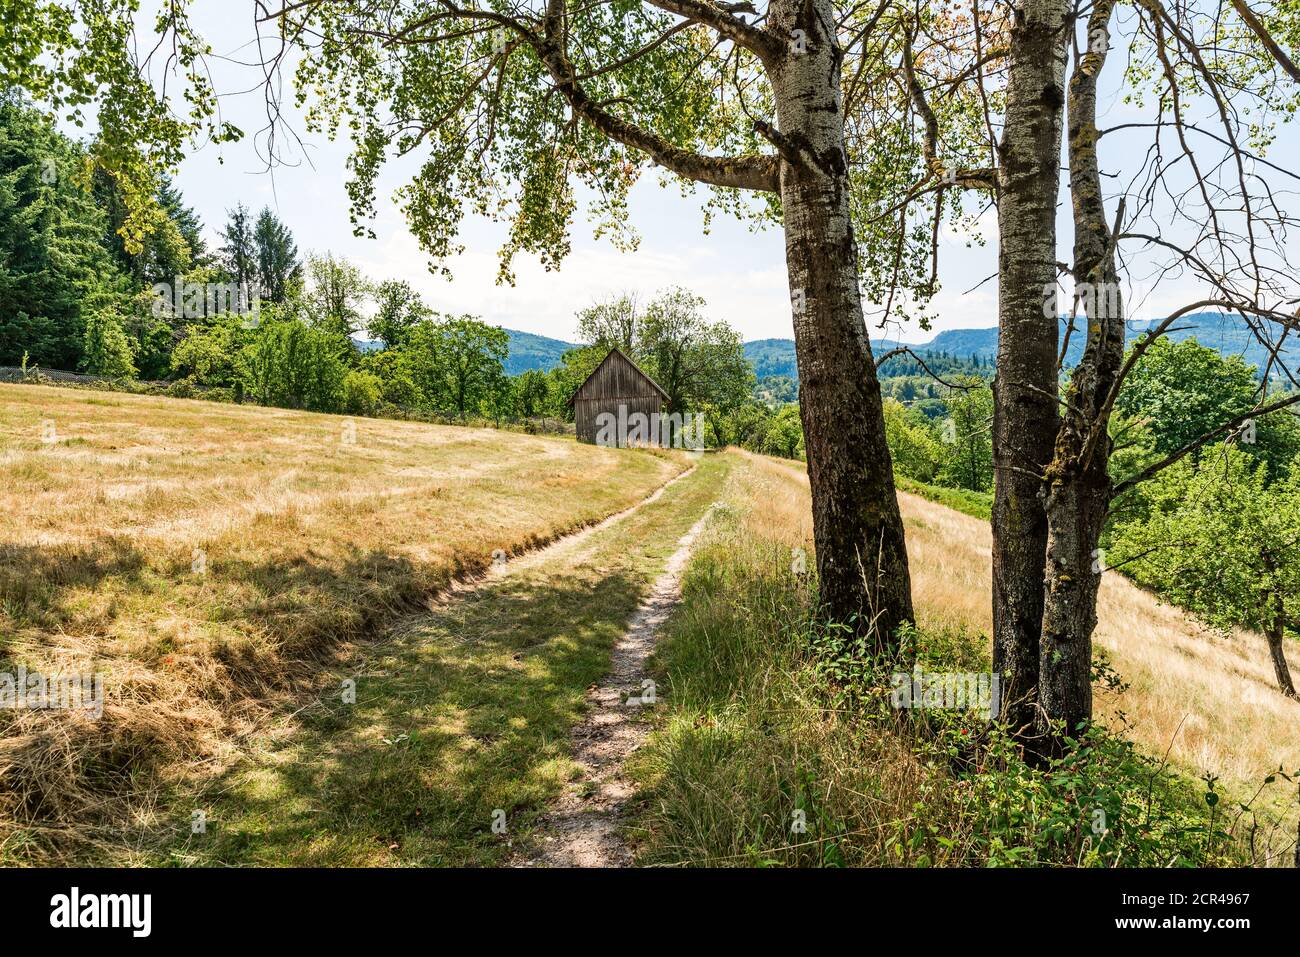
[
  {"x1": 352, "y1": 313, "x2": 1291, "y2": 380},
  {"x1": 501, "y1": 329, "x2": 578, "y2": 375},
  {"x1": 743, "y1": 314, "x2": 1297, "y2": 381},
  {"x1": 353, "y1": 329, "x2": 578, "y2": 375}
]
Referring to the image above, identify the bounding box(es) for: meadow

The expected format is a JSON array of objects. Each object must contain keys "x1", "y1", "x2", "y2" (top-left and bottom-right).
[
  {"x1": 0, "y1": 384, "x2": 685, "y2": 861},
  {"x1": 630, "y1": 452, "x2": 1299, "y2": 865},
  {"x1": 751, "y1": 455, "x2": 1300, "y2": 791},
  {"x1": 2, "y1": 384, "x2": 1295, "y2": 866}
]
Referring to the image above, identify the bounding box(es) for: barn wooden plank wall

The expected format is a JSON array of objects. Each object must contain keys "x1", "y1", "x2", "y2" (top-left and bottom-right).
[
  {"x1": 574, "y1": 395, "x2": 663, "y2": 444},
  {"x1": 570, "y1": 349, "x2": 667, "y2": 446}
]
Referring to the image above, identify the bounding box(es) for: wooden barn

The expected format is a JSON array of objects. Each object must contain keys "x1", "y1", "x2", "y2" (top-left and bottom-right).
[{"x1": 569, "y1": 347, "x2": 669, "y2": 446}]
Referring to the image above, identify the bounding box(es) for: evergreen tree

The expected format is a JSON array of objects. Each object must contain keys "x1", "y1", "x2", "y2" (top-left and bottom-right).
[
  {"x1": 160, "y1": 177, "x2": 205, "y2": 265},
  {"x1": 96, "y1": 172, "x2": 202, "y2": 287},
  {"x1": 254, "y1": 207, "x2": 300, "y2": 303},
  {"x1": 219, "y1": 203, "x2": 257, "y2": 309},
  {"x1": 0, "y1": 98, "x2": 132, "y2": 369}
]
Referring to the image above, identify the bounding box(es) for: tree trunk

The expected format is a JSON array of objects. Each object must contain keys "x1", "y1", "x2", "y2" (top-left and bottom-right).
[
  {"x1": 771, "y1": 0, "x2": 914, "y2": 647},
  {"x1": 1264, "y1": 576, "x2": 1298, "y2": 697},
  {"x1": 1038, "y1": 0, "x2": 1122, "y2": 748},
  {"x1": 1265, "y1": 624, "x2": 1297, "y2": 699},
  {"x1": 991, "y1": 0, "x2": 1070, "y2": 736}
]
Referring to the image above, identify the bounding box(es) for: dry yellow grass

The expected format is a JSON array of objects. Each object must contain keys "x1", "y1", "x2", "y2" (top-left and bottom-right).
[
  {"x1": 745, "y1": 451, "x2": 1299, "y2": 799},
  {"x1": 0, "y1": 383, "x2": 685, "y2": 859}
]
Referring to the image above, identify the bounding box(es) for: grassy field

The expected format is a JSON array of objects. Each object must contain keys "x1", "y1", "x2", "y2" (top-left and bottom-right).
[
  {"x1": 4, "y1": 383, "x2": 1294, "y2": 866},
  {"x1": 769, "y1": 453, "x2": 1298, "y2": 791},
  {"x1": 0, "y1": 383, "x2": 688, "y2": 862},
  {"x1": 630, "y1": 451, "x2": 1298, "y2": 865},
  {"x1": 899, "y1": 488, "x2": 1300, "y2": 795},
  {"x1": 146, "y1": 455, "x2": 726, "y2": 866},
  {"x1": 893, "y1": 474, "x2": 993, "y2": 521}
]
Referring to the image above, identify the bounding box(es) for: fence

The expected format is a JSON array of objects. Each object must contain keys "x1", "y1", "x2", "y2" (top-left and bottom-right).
[{"x1": 0, "y1": 366, "x2": 222, "y2": 393}]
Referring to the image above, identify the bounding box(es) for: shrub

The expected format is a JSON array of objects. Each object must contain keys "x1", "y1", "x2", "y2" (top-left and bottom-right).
[
  {"x1": 342, "y1": 369, "x2": 383, "y2": 416},
  {"x1": 166, "y1": 378, "x2": 197, "y2": 399}
]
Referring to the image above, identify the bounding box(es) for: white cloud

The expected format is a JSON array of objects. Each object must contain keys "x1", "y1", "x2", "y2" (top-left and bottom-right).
[{"x1": 349, "y1": 215, "x2": 795, "y2": 342}]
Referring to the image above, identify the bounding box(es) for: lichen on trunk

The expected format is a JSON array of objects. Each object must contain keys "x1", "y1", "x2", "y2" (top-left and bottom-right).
[{"x1": 990, "y1": 0, "x2": 1070, "y2": 738}]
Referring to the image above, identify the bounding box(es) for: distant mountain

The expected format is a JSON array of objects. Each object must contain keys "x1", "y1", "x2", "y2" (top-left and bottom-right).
[
  {"x1": 747, "y1": 336, "x2": 905, "y2": 379},
  {"x1": 358, "y1": 312, "x2": 1292, "y2": 381},
  {"x1": 502, "y1": 329, "x2": 579, "y2": 375},
  {"x1": 924, "y1": 327, "x2": 999, "y2": 358},
  {"x1": 748, "y1": 312, "x2": 1295, "y2": 381},
  {"x1": 744, "y1": 339, "x2": 801, "y2": 380},
  {"x1": 1123, "y1": 314, "x2": 1294, "y2": 373},
  {"x1": 352, "y1": 329, "x2": 578, "y2": 374}
]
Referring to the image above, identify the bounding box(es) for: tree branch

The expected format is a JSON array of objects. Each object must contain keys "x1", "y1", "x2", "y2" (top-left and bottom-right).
[
  {"x1": 875, "y1": 345, "x2": 978, "y2": 391},
  {"x1": 644, "y1": 0, "x2": 783, "y2": 63},
  {"x1": 901, "y1": 27, "x2": 997, "y2": 191},
  {"x1": 1229, "y1": 0, "x2": 1300, "y2": 82},
  {"x1": 428, "y1": 0, "x2": 781, "y2": 192}
]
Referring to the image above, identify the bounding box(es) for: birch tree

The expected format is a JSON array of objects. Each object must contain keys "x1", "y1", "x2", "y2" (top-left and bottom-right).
[
  {"x1": 1036, "y1": 0, "x2": 1300, "y2": 745},
  {"x1": 891, "y1": 0, "x2": 1300, "y2": 751},
  {"x1": 894, "y1": 0, "x2": 1068, "y2": 735}
]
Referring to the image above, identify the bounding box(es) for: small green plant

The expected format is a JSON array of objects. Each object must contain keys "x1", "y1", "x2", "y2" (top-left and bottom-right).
[{"x1": 19, "y1": 351, "x2": 40, "y2": 382}]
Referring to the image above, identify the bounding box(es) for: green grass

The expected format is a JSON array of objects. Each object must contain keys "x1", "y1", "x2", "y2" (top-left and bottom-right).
[
  {"x1": 627, "y1": 454, "x2": 1278, "y2": 867},
  {"x1": 142, "y1": 454, "x2": 729, "y2": 866},
  {"x1": 895, "y1": 474, "x2": 993, "y2": 520},
  {"x1": 0, "y1": 383, "x2": 688, "y2": 864}
]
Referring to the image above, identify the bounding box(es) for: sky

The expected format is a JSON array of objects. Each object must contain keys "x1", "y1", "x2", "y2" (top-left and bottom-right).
[{"x1": 132, "y1": 3, "x2": 1297, "y2": 346}]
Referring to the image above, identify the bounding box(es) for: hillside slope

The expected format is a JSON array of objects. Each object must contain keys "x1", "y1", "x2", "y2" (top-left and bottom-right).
[
  {"x1": 629, "y1": 451, "x2": 1296, "y2": 866},
  {"x1": 770, "y1": 454, "x2": 1299, "y2": 791}
]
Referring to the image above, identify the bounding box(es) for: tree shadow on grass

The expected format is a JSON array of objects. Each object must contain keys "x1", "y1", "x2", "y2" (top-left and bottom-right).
[
  {"x1": 167, "y1": 566, "x2": 649, "y2": 867},
  {"x1": 0, "y1": 538, "x2": 148, "y2": 646}
]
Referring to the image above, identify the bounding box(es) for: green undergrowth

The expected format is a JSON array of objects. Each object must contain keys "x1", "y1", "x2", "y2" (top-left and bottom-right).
[
  {"x1": 894, "y1": 474, "x2": 993, "y2": 521},
  {"x1": 628, "y1": 491, "x2": 1290, "y2": 867}
]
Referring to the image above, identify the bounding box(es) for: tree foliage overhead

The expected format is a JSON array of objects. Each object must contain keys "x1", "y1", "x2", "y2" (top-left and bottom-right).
[{"x1": 0, "y1": 0, "x2": 240, "y2": 253}]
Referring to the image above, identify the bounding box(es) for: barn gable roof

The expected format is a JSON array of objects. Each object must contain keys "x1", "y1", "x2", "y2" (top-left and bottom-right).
[{"x1": 567, "y1": 347, "x2": 669, "y2": 406}]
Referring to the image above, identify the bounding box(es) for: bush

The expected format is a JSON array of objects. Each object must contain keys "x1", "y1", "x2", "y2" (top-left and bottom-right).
[
  {"x1": 342, "y1": 369, "x2": 383, "y2": 416},
  {"x1": 894, "y1": 474, "x2": 993, "y2": 521},
  {"x1": 166, "y1": 378, "x2": 197, "y2": 399},
  {"x1": 883, "y1": 398, "x2": 946, "y2": 483}
]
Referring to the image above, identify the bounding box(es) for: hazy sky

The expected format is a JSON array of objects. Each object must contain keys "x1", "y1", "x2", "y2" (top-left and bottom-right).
[{"x1": 137, "y1": 4, "x2": 1296, "y2": 345}]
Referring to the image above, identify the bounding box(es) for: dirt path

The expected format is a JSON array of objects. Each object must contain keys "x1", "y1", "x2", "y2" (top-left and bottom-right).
[
  {"x1": 485, "y1": 462, "x2": 697, "y2": 580},
  {"x1": 428, "y1": 462, "x2": 698, "y2": 607},
  {"x1": 156, "y1": 454, "x2": 725, "y2": 868},
  {"x1": 514, "y1": 508, "x2": 712, "y2": 867}
]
